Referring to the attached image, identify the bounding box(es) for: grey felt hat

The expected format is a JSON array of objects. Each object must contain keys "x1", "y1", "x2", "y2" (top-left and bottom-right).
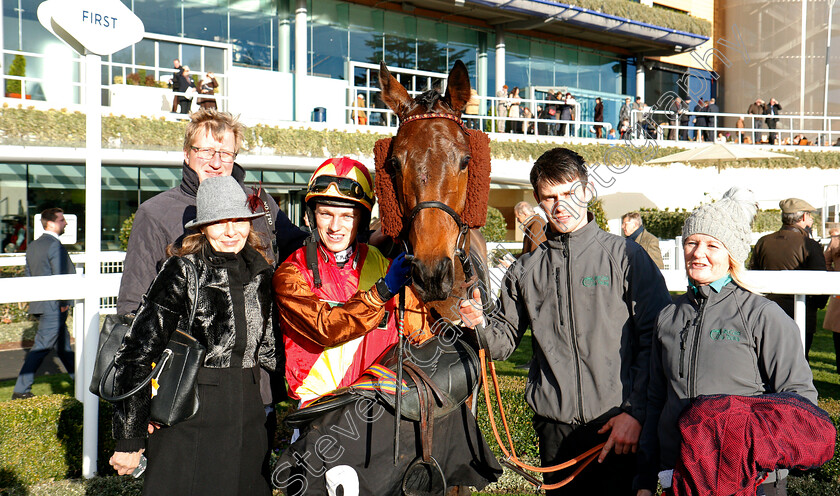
[
  {"x1": 185, "y1": 175, "x2": 265, "y2": 229},
  {"x1": 682, "y1": 187, "x2": 758, "y2": 263}
]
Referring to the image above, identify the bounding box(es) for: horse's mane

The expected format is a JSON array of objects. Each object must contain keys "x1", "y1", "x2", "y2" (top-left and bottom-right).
[{"x1": 414, "y1": 89, "x2": 443, "y2": 112}]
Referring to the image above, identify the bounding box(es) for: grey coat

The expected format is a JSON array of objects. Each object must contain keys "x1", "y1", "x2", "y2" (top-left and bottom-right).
[
  {"x1": 484, "y1": 217, "x2": 671, "y2": 425},
  {"x1": 637, "y1": 282, "x2": 818, "y2": 490},
  {"x1": 25, "y1": 233, "x2": 76, "y2": 314}
]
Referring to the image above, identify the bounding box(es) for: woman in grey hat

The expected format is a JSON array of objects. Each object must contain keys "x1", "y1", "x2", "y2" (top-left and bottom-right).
[
  {"x1": 635, "y1": 188, "x2": 818, "y2": 496},
  {"x1": 109, "y1": 175, "x2": 275, "y2": 495}
]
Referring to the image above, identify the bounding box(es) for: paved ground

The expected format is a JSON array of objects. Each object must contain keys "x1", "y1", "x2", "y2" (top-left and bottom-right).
[{"x1": 0, "y1": 348, "x2": 66, "y2": 381}]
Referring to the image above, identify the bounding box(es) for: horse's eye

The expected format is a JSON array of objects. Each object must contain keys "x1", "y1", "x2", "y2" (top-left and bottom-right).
[
  {"x1": 388, "y1": 157, "x2": 401, "y2": 172},
  {"x1": 460, "y1": 155, "x2": 471, "y2": 171}
]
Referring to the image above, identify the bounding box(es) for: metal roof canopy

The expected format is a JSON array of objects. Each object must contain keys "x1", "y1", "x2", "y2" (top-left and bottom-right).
[{"x1": 416, "y1": 0, "x2": 709, "y2": 56}]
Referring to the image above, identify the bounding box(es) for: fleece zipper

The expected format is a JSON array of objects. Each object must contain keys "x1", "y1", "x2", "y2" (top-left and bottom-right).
[
  {"x1": 561, "y1": 233, "x2": 585, "y2": 423},
  {"x1": 687, "y1": 294, "x2": 708, "y2": 398}
]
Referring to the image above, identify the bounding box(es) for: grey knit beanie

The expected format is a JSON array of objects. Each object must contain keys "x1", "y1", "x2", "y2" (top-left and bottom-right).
[{"x1": 681, "y1": 187, "x2": 758, "y2": 263}]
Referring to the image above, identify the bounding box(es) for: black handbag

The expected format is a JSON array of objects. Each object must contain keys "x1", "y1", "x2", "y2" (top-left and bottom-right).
[{"x1": 91, "y1": 258, "x2": 205, "y2": 427}]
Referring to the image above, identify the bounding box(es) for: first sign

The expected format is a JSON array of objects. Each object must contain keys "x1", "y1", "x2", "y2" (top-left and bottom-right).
[{"x1": 38, "y1": 0, "x2": 144, "y2": 56}]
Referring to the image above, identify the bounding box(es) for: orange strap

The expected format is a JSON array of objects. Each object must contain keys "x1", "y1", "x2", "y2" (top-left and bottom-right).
[{"x1": 479, "y1": 348, "x2": 607, "y2": 489}]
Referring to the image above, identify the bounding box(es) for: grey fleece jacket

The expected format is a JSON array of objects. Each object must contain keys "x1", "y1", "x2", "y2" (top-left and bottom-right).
[
  {"x1": 484, "y1": 217, "x2": 671, "y2": 425},
  {"x1": 636, "y1": 282, "x2": 818, "y2": 490}
]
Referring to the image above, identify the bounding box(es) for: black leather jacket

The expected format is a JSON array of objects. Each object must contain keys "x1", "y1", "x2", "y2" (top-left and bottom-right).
[{"x1": 112, "y1": 244, "x2": 275, "y2": 448}]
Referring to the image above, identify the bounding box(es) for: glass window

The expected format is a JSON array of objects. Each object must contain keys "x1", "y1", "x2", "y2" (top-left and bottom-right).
[
  {"x1": 416, "y1": 18, "x2": 447, "y2": 74},
  {"x1": 505, "y1": 37, "x2": 528, "y2": 91},
  {"x1": 102, "y1": 166, "x2": 139, "y2": 250},
  {"x1": 27, "y1": 164, "x2": 85, "y2": 250},
  {"x1": 134, "y1": 0, "x2": 181, "y2": 37},
  {"x1": 135, "y1": 39, "x2": 156, "y2": 70},
  {"x1": 578, "y1": 52, "x2": 600, "y2": 91},
  {"x1": 159, "y1": 42, "x2": 180, "y2": 73},
  {"x1": 231, "y1": 0, "x2": 275, "y2": 70},
  {"x1": 140, "y1": 167, "x2": 181, "y2": 199},
  {"x1": 384, "y1": 12, "x2": 415, "y2": 71},
  {"x1": 0, "y1": 164, "x2": 28, "y2": 253},
  {"x1": 205, "y1": 47, "x2": 225, "y2": 73},
  {"x1": 449, "y1": 25, "x2": 477, "y2": 87},
  {"x1": 182, "y1": 44, "x2": 202, "y2": 73},
  {"x1": 183, "y1": 0, "x2": 226, "y2": 41},
  {"x1": 555, "y1": 46, "x2": 577, "y2": 88},
  {"x1": 530, "y1": 42, "x2": 554, "y2": 89},
  {"x1": 310, "y1": 0, "x2": 347, "y2": 79}
]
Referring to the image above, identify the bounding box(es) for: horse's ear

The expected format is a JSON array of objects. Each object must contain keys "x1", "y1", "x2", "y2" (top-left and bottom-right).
[
  {"x1": 379, "y1": 61, "x2": 412, "y2": 120},
  {"x1": 443, "y1": 60, "x2": 471, "y2": 113}
]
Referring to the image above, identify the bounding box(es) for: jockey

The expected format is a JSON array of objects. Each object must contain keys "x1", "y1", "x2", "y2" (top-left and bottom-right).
[{"x1": 273, "y1": 157, "x2": 432, "y2": 407}]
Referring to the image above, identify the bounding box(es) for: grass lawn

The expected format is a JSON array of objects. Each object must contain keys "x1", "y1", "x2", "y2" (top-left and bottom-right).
[{"x1": 3, "y1": 310, "x2": 840, "y2": 494}]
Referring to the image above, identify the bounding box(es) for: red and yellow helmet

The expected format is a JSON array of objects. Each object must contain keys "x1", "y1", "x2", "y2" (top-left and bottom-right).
[{"x1": 306, "y1": 157, "x2": 375, "y2": 211}]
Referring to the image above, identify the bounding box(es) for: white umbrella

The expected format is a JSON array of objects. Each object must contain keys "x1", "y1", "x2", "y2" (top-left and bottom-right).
[{"x1": 645, "y1": 143, "x2": 797, "y2": 168}]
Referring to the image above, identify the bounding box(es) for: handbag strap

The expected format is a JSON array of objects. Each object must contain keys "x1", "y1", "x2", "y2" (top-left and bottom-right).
[{"x1": 99, "y1": 257, "x2": 200, "y2": 401}]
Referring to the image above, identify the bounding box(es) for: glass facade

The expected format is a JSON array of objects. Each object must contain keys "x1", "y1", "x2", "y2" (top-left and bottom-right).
[{"x1": 0, "y1": 164, "x2": 307, "y2": 251}]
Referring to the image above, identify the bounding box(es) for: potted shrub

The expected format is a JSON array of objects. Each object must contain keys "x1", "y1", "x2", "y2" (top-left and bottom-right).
[{"x1": 5, "y1": 54, "x2": 29, "y2": 99}]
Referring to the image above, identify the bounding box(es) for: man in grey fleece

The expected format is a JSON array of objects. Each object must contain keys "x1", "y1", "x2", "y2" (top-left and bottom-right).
[{"x1": 460, "y1": 148, "x2": 671, "y2": 495}]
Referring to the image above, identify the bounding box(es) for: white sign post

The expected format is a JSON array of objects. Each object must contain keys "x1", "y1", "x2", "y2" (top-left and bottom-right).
[{"x1": 38, "y1": 0, "x2": 143, "y2": 478}]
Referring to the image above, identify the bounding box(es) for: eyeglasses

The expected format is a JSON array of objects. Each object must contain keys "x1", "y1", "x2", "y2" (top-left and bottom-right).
[
  {"x1": 309, "y1": 175, "x2": 369, "y2": 201},
  {"x1": 190, "y1": 146, "x2": 237, "y2": 164}
]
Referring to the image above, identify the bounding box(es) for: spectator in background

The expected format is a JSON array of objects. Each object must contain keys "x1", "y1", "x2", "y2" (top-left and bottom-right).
[
  {"x1": 704, "y1": 98, "x2": 719, "y2": 143},
  {"x1": 170, "y1": 58, "x2": 184, "y2": 113},
  {"x1": 464, "y1": 88, "x2": 480, "y2": 129},
  {"x1": 751, "y1": 198, "x2": 828, "y2": 357},
  {"x1": 594, "y1": 97, "x2": 604, "y2": 139},
  {"x1": 621, "y1": 211, "x2": 664, "y2": 269},
  {"x1": 175, "y1": 65, "x2": 196, "y2": 114},
  {"x1": 352, "y1": 94, "x2": 368, "y2": 125},
  {"x1": 607, "y1": 128, "x2": 617, "y2": 140},
  {"x1": 12, "y1": 208, "x2": 75, "y2": 400},
  {"x1": 823, "y1": 227, "x2": 840, "y2": 374},
  {"x1": 693, "y1": 98, "x2": 706, "y2": 142},
  {"x1": 679, "y1": 97, "x2": 691, "y2": 141},
  {"x1": 736, "y1": 116, "x2": 746, "y2": 142},
  {"x1": 765, "y1": 98, "x2": 782, "y2": 145},
  {"x1": 197, "y1": 72, "x2": 218, "y2": 110},
  {"x1": 668, "y1": 97, "x2": 682, "y2": 141},
  {"x1": 496, "y1": 85, "x2": 509, "y2": 133},
  {"x1": 508, "y1": 86, "x2": 522, "y2": 133},
  {"x1": 619, "y1": 96, "x2": 632, "y2": 134},
  {"x1": 514, "y1": 201, "x2": 547, "y2": 254},
  {"x1": 748, "y1": 98, "x2": 765, "y2": 144},
  {"x1": 558, "y1": 92, "x2": 575, "y2": 136},
  {"x1": 522, "y1": 106, "x2": 534, "y2": 134}
]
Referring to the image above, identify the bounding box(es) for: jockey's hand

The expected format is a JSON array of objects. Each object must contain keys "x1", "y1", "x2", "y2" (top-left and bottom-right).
[
  {"x1": 636, "y1": 490, "x2": 653, "y2": 496},
  {"x1": 597, "y1": 412, "x2": 641, "y2": 463},
  {"x1": 459, "y1": 288, "x2": 484, "y2": 328},
  {"x1": 384, "y1": 252, "x2": 412, "y2": 295}
]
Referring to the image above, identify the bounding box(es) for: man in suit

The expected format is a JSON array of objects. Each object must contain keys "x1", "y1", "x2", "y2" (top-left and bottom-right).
[
  {"x1": 764, "y1": 98, "x2": 782, "y2": 145},
  {"x1": 704, "y1": 98, "x2": 719, "y2": 143},
  {"x1": 12, "y1": 208, "x2": 76, "y2": 399},
  {"x1": 693, "y1": 98, "x2": 706, "y2": 141}
]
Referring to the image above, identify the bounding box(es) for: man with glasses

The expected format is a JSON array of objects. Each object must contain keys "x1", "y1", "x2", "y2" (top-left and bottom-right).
[{"x1": 118, "y1": 108, "x2": 306, "y2": 316}]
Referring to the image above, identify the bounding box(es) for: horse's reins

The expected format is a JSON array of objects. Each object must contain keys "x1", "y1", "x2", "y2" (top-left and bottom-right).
[{"x1": 394, "y1": 111, "x2": 605, "y2": 490}]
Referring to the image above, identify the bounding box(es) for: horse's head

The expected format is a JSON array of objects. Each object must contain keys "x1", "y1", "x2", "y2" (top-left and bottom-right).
[{"x1": 378, "y1": 61, "x2": 473, "y2": 302}]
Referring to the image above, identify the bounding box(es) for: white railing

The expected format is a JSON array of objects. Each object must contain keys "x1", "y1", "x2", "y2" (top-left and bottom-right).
[{"x1": 631, "y1": 109, "x2": 840, "y2": 146}]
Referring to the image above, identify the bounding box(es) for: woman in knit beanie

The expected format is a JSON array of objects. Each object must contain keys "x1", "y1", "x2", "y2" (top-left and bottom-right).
[{"x1": 635, "y1": 188, "x2": 819, "y2": 496}]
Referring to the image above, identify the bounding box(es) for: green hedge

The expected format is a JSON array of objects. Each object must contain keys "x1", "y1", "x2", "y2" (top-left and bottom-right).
[
  {"x1": 568, "y1": 0, "x2": 710, "y2": 36},
  {"x1": 1, "y1": 108, "x2": 839, "y2": 170},
  {"x1": 481, "y1": 206, "x2": 508, "y2": 243},
  {"x1": 0, "y1": 395, "x2": 116, "y2": 487},
  {"x1": 641, "y1": 208, "x2": 824, "y2": 240}
]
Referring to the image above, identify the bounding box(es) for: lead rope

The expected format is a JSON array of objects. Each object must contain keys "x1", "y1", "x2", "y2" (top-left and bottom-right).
[{"x1": 478, "y1": 348, "x2": 606, "y2": 490}]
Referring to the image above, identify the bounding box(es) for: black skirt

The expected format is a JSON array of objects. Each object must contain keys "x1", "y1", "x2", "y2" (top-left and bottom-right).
[{"x1": 142, "y1": 367, "x2": 270, "y2": 496}]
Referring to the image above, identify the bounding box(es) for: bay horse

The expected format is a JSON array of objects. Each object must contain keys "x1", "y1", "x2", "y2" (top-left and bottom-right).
[{"x1": 375, "y1": 60, "x2": 491, "y2": 324}]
